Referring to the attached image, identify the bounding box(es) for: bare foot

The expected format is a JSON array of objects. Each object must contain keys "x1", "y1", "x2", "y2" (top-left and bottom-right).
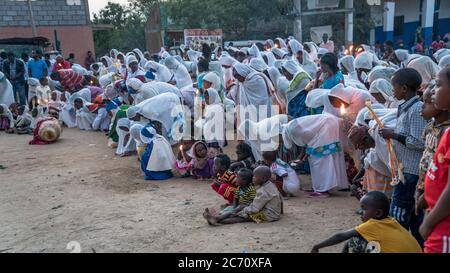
[{"x1": 203, "y1": 208, "x2": 220, "y2": 226}]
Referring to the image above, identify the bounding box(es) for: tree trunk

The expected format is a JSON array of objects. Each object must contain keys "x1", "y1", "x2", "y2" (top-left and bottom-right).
[{"x1": 145, "y1": 2, "x2": 163, "y2": 53}]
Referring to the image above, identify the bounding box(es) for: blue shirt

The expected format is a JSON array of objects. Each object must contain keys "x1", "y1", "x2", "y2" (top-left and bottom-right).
[{"x1": 27, "y1": 59, "x2": 48, "y2": 79}]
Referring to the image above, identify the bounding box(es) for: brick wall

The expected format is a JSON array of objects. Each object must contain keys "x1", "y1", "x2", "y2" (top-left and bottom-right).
[{"x1": 0, "y1": 0, "x2": 89, "y2": 27}]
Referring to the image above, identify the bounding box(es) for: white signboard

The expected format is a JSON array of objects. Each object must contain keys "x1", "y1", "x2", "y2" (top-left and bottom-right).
[{"x1": 310, "y1": 25, "x2": 333, "y2": 44}]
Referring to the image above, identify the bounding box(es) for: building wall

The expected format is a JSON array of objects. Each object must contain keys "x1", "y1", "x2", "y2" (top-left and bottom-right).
[
  {"x1": 0, "y1": 26, "x2": 95, "y2": 65},
  {"x1": 374, "y1": 0, "x2": 450, "y2": 48},
  {"x1": 0, "y1": 0, "x2": 94, "y2": 65}
]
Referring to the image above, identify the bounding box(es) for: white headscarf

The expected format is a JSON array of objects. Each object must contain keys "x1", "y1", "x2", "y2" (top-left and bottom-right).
[
  {"x1": 126, "y1": 55, "x2": 139, "y2": 66},
  {"x1": 164, "y1": 56, "x2": 193, "y2": 89},
  {"x1": 304, "y1": 42, "x2": 319, "y2": 62},
  {"x1": 262, "y1": 51, "x2": 276, "y2": 67},
  {"x1": 140, "y1": 124, "x2": 176, "y2": 172},
  {"x1": 133, "y1": 48, "x2": 147, "y2": 67},
  {"x1": 275, "y1": 38, "x2": 287, "y2": 50},
  {"x1": 0, "y1": 72, "x2": 15, "y2": 106},
  {"x1": 144, "y1": 61, "x2": 172, "y2": 83},
  {"x1": 249, "y1": 58, "x2": 268, "y2": 72},
  {"x1": 282, "y1": 113, "x2": 341, "y2": 149},
  {"x1": 272, "y1": 48, "x2": 288, "y2": 60},
  {"x1": 407, "y1": 56, "x2": 440, "y2": 88},
  {"x1": 288, "y1": 39, "x2": 303, "y2": 55},
  {"x1": 203, "y1": 72, "x2": 222, "y2": 91},
  {"x1": 233, "y1": 63, "x2": 273, "y2": 121},
  {"x1": 439, "y1": 55, "x2": 450, "y2": 69},
  {"x1": 394, "y1": 49, "x2": 421, "y2": 67},
  {"x1": 354, "y1": 52, "x2": 374, "y2": 70},
  {"x1": 306, "y1": 84, "x2": 377, "y2": 120},
  {"x1": 248, "y1": 44, "x2": 262, "y2": 59},
  {"x1": 299, "y1": 50, "x2": 317, "y2": 79},
  {"x1": 238, "y1": 114, "x2": 288, "y2": 160},
  {"x1": 138, "y1": 93, "x2": 185, "y2": 140},
  {"x1": 434, "y1": 48, "x2": 450, "y2": 63},
  {"x1": 339, "y1": 55, "x2": 355, "y2": 73},
  {"x1": 367, "y1": 66, "x2": 396, "y2": 85},
  {"x1": 369, "y1": 79, "x2": 400, "y2": 108}
]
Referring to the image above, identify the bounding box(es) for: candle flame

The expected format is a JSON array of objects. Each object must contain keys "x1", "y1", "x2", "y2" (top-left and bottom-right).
[
  {"x1": 179, "y1": 145, "x2": 183, "y2": 151},
  {"x1": 340, "y1": 104, "x2": 347, "y2": 115}
]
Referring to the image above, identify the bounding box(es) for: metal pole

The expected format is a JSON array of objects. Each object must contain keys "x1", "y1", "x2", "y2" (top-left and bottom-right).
[{"x1": 27, "y1": 0, "x2": 38, "y2": 37}]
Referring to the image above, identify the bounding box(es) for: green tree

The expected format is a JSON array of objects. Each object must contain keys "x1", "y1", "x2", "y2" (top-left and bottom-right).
[{"x1": 92, "y1": 1, "x2": 146, "y2": 56}]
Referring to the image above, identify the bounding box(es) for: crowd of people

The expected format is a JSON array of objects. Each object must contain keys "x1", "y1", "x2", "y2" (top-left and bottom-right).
[{"x1": 1, "y1": 33, "x2": 450, "y2": 253}]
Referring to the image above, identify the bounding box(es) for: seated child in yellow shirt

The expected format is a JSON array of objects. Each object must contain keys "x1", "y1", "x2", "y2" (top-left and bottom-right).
[{"x1": 311, "y1": 191, "x2": 423, "y2": 253}]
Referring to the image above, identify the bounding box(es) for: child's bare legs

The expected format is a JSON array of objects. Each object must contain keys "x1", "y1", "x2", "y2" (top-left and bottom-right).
[
  {"x1": 219, "y1": 216, "x2": 250, "y2": 224},
  {"x1": 203, "y1": 208, "x2": 249, "y2": 226}
]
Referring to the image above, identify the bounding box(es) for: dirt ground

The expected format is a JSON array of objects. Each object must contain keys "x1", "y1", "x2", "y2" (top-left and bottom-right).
[{"x1": 0, "y1": 128, "x2": 360, "y2": 253}]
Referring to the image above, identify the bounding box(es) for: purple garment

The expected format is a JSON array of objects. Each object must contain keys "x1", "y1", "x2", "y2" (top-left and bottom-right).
[
  {"x1": 0, "y1": 116, "x2": 10, "y2": 130},
  {"x1": 192, "y1": 158, "x2": 215, "y2": 179},
  {"x1": 88, "y1": 86, "x2": 104, "y2": 101}
]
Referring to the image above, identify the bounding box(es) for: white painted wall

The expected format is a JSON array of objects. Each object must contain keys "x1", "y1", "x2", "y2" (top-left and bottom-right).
[{"x1": 395, "y1": 0, "x2": 421, "y2": 23}]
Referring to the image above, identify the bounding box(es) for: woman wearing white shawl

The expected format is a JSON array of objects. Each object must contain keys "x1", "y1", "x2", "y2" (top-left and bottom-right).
[
  {"x1": 439, "y1": 55, "x2": 450, "y2": 69},
  {"x1": 297, "y1": 49, "x2": 317, "y2": 79},
  {"x1": 115, "y1": 118, "x2": 136, "y2": 157},
  {"x1": 282, "y1": 113, "x2": 348, "y2": 196},
  {"x1": 265, "y1": 39, "x2": 275, "y2": 51},
  {"x1": 393, "y1": 49, "x2": 421, "y2": 68},
  {"x1": 126, "y1": 55, "x2": 146, "y2": 81},
  {"x1": 233, "y1": 63, "x2": 274, "y2": 123},
  {"x1": 306, "y1": 83, "x2": 377, "y2": 122},
  {"x1": 100, "y1": 56, "x2": 117, "y2": 76},
  {"x1": 339, "y1": 55, "x2": 357, "y2": 80},
  {"x1": 433, "y1": 48, "x2": 450, "y2": 63},
  {"x1": 59, "y1": 91, "x2": 76, "y2": 128},
  {"x1": 132, "y1": 48, "x2": 148, "y2": 67},
  {"x1": 369, "y1": 79, "x2": 400, "y2": 109},
  {"x1": 238, "y1": 114, "x2": 288, "y2": 161},
  {"x1": 275, "y1": 38, "x2": 288, "y2": 50},
  {"x1": 0, "y1": 72, "x2": 15, "y2": 106},
  {"x1": 110, "y1": 49, "x2": 119, "y2": 60},
  {"x1": 164, "y1": 56, "x2": 193, "y2": 89},
  {"x1": 281, "y1": 60, "x2": 311, "y2": 118},
  {"x1": 303, "y1": 42, "x2": 319, "y2": 62},
  {"x1": 249, "y1": 58, "x2": 268, "y2": 73},
  {"x1": 220, "y1": 55, "x2": 237, "y2": 86},
  {"x1": 73, "y1": 97, "x2": 96, "y2": 131},
  {"x1": 144, "y1": 61, "x2": 172, "y2": 83},
  {"x1": 139, "y1": 124, "x2": 175, "y2": 181},
  {"x1": 195, "y1": 88, "x2": 226, "y2": 150},
  {"x1": 127, "y1": 78, "x2": 183, "y2": 105},
  {"x1": 267, "y1": 67, "x2": 289, "y2": 107},
  {"x1": 354, "y1": 52, "x2": 376, "y2": 84},
  {"x1": 127, "y1": 93, "x2": 185, "y2": 142},
  {"x1": 287, "y1": 39, "x2": 303, "y2": 58},
  {"x1": 272, "y1": 48, "x2": 289, "y2": 60},
  {"x1": 367, "y1": 66, "x2": 396, "y2": 85},
  {"x1": 407, "y1": 56, "x2": 440, "y2": 90},
  {"x1": 248, "y1": 44, "x2": 262, "y2": 60},
  {"x1": 262, "y1": 51, "x2": 276, "y2": 67},
  {"x1": 203, "y1": 72, "x2": 224, "y2": 100}
]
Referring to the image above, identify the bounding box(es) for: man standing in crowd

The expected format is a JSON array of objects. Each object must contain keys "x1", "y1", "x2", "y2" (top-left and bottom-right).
[
  {"x1": 28, "y1": 49, "x2": 48, "y2": 80},
  {"x1": 320, "y1": 33, "x2": 334, "y2": 53},
  {"x1": 2, "y1": 52, "x2": 26, "y2": 105},
  {"x1": 85, "y1": 51, "x2": 96, "y2": 70}
]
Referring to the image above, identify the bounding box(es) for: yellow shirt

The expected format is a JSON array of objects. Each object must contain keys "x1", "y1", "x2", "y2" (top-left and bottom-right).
[{"x1": 355, "y1": 217, "x2": 422, "y2": 253}]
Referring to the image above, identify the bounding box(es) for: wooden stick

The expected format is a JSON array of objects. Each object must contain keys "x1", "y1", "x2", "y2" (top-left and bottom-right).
[{"x1": 365, "y1": 101, "x2": 403, "y2": 185}]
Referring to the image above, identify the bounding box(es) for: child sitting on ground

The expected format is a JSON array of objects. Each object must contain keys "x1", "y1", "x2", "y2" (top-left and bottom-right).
[
  {"x1": 48, "y1": 91, "x2": 65, "y2": 119},
  {"x1": 14, "y1": 105, "x2": 33, "y2": 134},
  {"x1": 211, "y1": 154, "x2": 238, "y2": 204},
  {"x1": 204, "y1": 166, "x2": 282, "y2": 225},
  {"x1": 203, "y1": 168, "x2": 256, "y2": 226},
  {"x1": 230, "y1": 142, "x2": 256, "y2": 172},
  {"x1": 311, "y1": 191, "x2": 422, "y2": 253},
  {"x1": 174, "y1": 140, "x2": 194, "y2": 178},
  {"x1": 262, "y1": 151, "x2": 301, "y2": 197},
  {"x1": 0, "y1": 104, "x2": 15, "y2": 133},
  {"x1": 187, "y1": 141, "x2": 215, "y2": 180}
]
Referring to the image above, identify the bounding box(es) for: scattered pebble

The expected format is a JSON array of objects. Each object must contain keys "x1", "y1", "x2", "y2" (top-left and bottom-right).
[{"x1": 51, "y1": 205, "x2": 63, "y2": 210}]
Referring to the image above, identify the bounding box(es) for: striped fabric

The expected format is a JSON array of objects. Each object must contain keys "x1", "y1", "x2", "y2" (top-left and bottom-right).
[
  {"x1": 58, "y1": 69, "x2": 84, "y2": 92},
  {"x1": 235, "y1": 184, "x2": 256, "y2": 206},
  {"x1": 363, "y1": 165, "x2": 393, "y2": 198}
]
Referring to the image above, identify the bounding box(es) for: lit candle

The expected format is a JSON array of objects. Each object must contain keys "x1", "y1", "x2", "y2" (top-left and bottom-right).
[{"x1": 340, "y1": 103, "x2": 347, "y2": 115}]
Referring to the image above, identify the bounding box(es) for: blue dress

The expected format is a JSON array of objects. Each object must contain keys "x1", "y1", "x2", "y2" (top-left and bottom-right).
[{"x1": 140, "y1": 142, "x2": 173, "y2": 181}]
